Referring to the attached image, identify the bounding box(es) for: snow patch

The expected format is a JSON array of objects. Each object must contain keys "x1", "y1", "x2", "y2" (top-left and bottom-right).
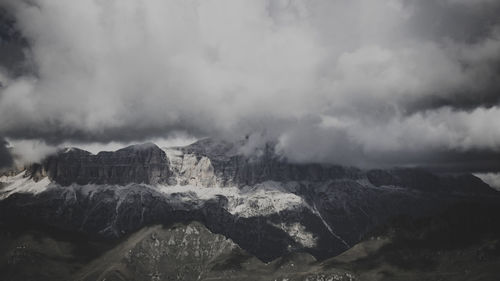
[
  {"x1": 0, "y1": 171, "x2": 52, "y2": 199},
  {"x1": 156, "y1": 181, "x2": 306, "y2": 218},
  {"x1": 475, "y1": 172, "x2": 500, "y2": 191},
  {"x1": 0, "y1": 174, "x2": 326, "y2": 248},
  {"x1": 311, "y1": 202, "x2": 350, "y2": 249},
  {"x1": 270, "y1": 222, "x2": 317, "y2": 248}
]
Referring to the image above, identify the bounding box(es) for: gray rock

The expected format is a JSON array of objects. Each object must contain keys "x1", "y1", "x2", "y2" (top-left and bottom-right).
[{"x1": 32, "y1": 143, "x2": 174, "y2": 186}]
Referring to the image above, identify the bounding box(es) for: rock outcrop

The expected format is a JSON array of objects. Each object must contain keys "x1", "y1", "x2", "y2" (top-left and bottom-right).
[
  {"x1": 180, "y1": 138, "x2": 364, "y2": 187},
  {"x1": 29, "y1": 143, "x2": 173, "y2": 186}
]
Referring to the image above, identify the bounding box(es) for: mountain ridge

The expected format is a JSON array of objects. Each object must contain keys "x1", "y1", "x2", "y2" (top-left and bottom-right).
[{"x1": 1, "y1": 138, "x2": 499, "y2": 280}]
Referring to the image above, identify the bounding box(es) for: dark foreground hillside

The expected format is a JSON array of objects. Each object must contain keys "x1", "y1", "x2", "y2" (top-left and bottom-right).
[{"x1": 1, "y1": 200, "x2": 500, "y2": 281}]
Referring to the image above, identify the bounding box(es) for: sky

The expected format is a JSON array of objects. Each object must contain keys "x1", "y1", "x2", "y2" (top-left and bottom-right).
[{"x1": 0, "y1": 0, "x2": 499, "y2": 171}]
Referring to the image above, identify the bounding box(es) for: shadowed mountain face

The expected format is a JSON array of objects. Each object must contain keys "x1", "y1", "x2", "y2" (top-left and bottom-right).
[
  {"x1": 2, "y1": 203, "x2": 500, "y2": 281},
  {"x1": 180, "y1": 138, "x2": 366, "y2": 186},
  {"x1": 28, "y1": 143, "x2": 173, "y2": 186},
  {"x1": 0, "y1": 221, "x2": 357, "y2": 281},
  {"x1": 29, "y1": 138, "x2": 496, "y2": 194},
  {"x1": 1, "y1": 139, "x2": 499, "y2": 280}
]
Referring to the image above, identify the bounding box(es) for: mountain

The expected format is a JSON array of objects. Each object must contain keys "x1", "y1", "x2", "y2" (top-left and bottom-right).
[
  {"x1": 2, "y1": 204, "x2": 500, "y2": 281},
  {"x1": 1, "y1": 138, "x2": 499, "y2": 280},
  {"x1": 27, "y1": 143, "x2": 173, "y2": 186}
]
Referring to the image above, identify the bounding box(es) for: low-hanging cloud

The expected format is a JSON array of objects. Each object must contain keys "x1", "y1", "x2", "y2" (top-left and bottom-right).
[
  {"x1": 0, "y1": 137, "x2": 12, "y2": 169},
  {"x1": 0, "y1": 0, "x2": 499, "y2": 170}
]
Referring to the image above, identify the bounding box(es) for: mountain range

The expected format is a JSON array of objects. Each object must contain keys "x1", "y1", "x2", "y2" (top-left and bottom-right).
[{"x1": 1, "y1": 138, "x2": 500, "y2": 281}]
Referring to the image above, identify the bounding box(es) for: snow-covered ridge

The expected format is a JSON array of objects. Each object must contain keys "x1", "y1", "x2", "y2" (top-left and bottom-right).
[
  {"x1": 157, "y1": 180, "x2": 306, "y2": 218},
  {"x1": 0, "y1": 172, "x2": 318, "y2": 247},
  {"x1": 152, "y1": 181, "x2": 317, "y2": 247},
  {"x1": 0, "y1": 149, "x2": 309, "y2": 219},
  {"x1": 0, "y1": 171, "x2": 52, "y2": 200}
]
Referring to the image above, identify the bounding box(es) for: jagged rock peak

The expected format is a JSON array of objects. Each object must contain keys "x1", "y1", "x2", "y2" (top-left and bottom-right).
[
  {"x1": 182, "y1": 137, "x2": 280, "y2": 160},
  {"x1": 179, "y1": 137, "x2": 364, "y2": 186},
  {"x1": 181, "y1": 137, "x2": 241, "y2": 160},
  {"x1": 116, "y1": 142, "x2": 160, "y2": 152}
]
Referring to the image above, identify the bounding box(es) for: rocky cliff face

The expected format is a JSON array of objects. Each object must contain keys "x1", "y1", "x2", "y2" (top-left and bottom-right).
[
  {"x1": 21, "y1": 138, "x2": 495, "y2": 195},
  {"x1": 179, "y1": 138, "x2": 363, "y2": 187},
  {"x1": 177, "y1": 138, "x2": 495, "y2": 195},
  {"x1": 30, "y1": 143, "x2": 173, "y2": 186}
]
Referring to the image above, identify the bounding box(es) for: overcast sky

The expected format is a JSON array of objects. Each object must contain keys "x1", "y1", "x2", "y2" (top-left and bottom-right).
[{"x1": 0, "y1": 0, "x2": 499, "y2": 170}]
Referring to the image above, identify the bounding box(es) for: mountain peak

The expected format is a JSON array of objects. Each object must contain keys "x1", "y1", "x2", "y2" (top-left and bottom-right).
[
  {"x1": 41, "y1": 142, "x2": 172, "y2": 186},
  {"x1": 117, "y1": 142, "x2": 161, "y2": 152}
]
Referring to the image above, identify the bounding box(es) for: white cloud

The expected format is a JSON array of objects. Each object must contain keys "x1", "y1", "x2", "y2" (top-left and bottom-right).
[
  {"x1": 0, "y1": 0, "x2": 499, "y2": 167},
  {"x1": 475, "y1": 173, "x2": 500, "y2": 191}
]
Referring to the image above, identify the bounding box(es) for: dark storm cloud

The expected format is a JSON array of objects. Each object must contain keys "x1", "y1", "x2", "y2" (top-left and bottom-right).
[
  {"x1": 0, "y1": 0, "x2": 499, "y2": 171},
  {"x1": 405, "y1": 0, "x2": 500, "y2": 43},
  {"x1": 401, "y1": 0, "x2": 500, "y2": 111},
  {"x1": 0, "y1": 7, "x2": 33, "y2": 77},
  {"x1": 0, "y1": 137, "x2": 12, "y2": 169}
]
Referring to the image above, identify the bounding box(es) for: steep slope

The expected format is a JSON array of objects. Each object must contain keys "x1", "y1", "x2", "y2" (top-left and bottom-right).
[
  {"x1": 3, "y1": 201, "x2": 500, "y2": 281},
  {"x1": 0, "y1": 221, "x2": 359, "y2": 281},
  {"x1": 321, "y1": 201, "x2": 500, "y2": 281},
  {"x1": 75, "y1": 222, "x2": 244, "y2": 281},
  {"x1": 0, "y1": 221, "x2": 115, "y2": 281}
]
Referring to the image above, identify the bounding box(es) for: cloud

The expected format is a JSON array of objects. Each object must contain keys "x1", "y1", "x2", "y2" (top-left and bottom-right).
[
  {"x1": 5, "y1": 131, "x2": 195, "y2": 164},
  {"x1": 0, "y1": 137, "x2": 13, "y2": 169},
  {"x1": 475, "y1": 173, "x2": 500, "y2": 191},
  {"x1": 0, "y1": 0, "x2": 499, "y2": 170},
  {"x1": 7, "y1": 138, "x2": 55, "y2": 165}
]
